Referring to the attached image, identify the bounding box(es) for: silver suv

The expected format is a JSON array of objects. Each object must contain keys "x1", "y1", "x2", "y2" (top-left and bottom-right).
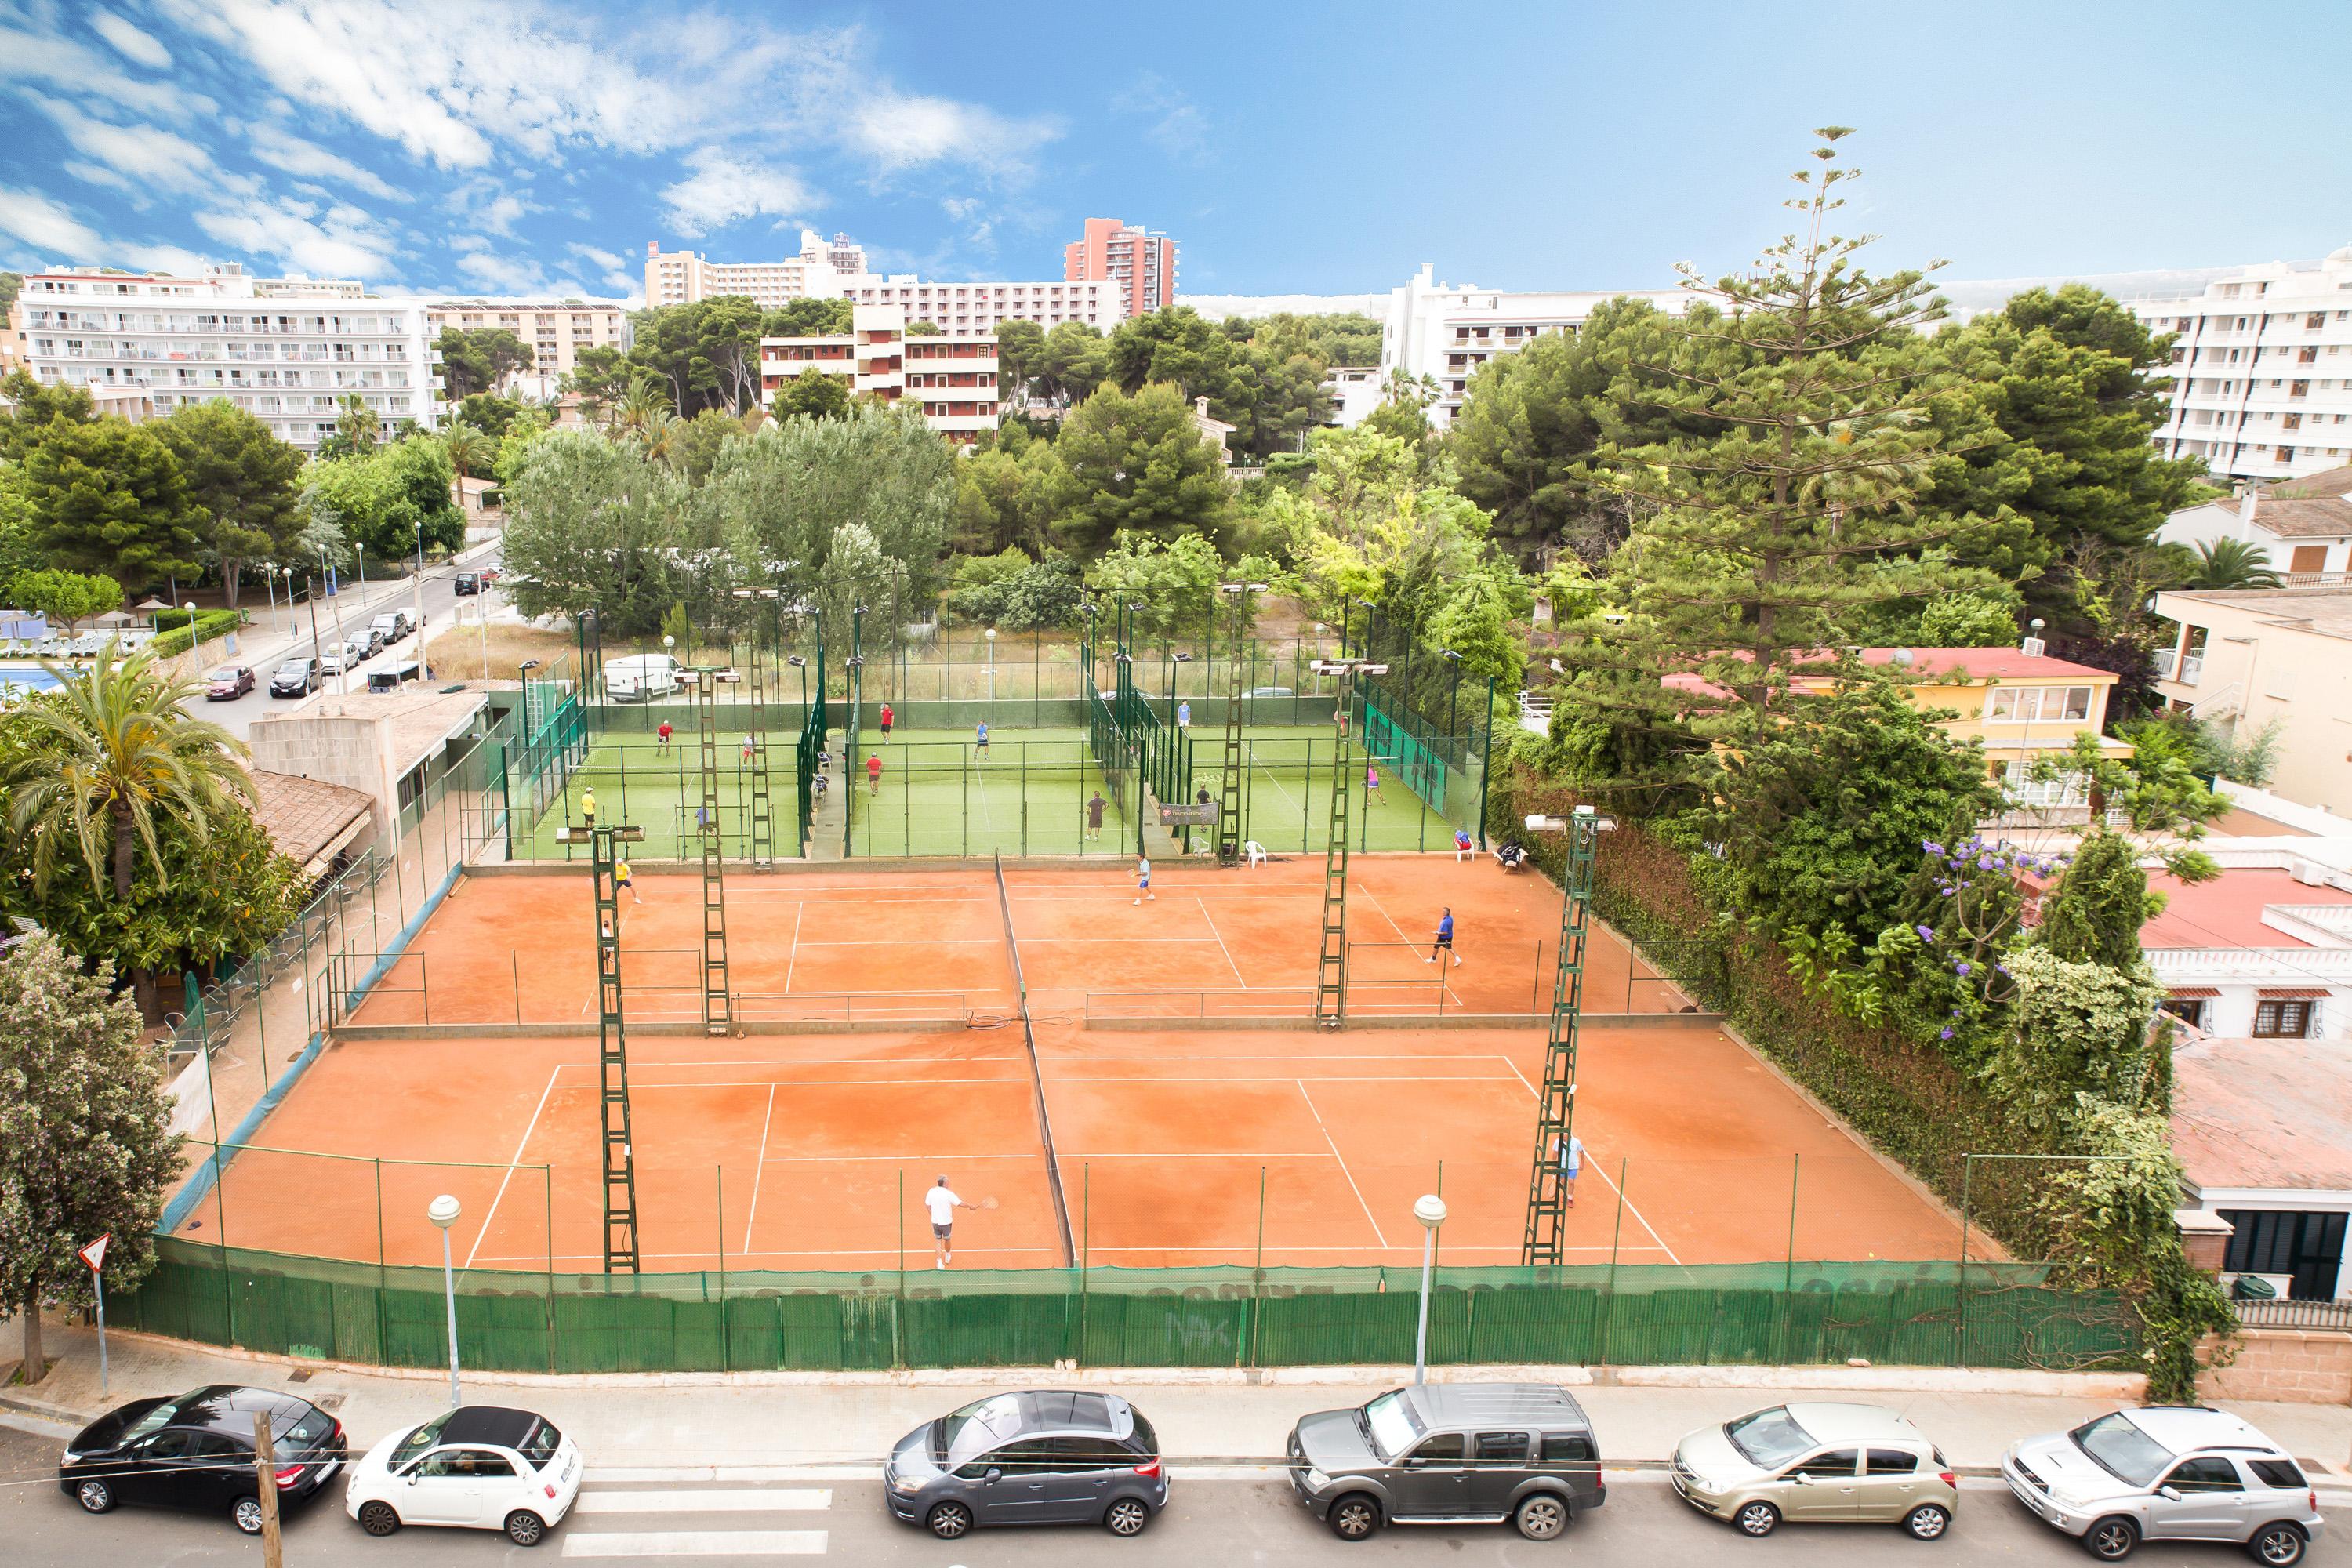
[
  {"x1": 1287, "y1": 1383, "x2": 1604, "y2": 1541},
  {"x1": 2003, "y1": 1406, "x2": 2322, "y2": 1563}
]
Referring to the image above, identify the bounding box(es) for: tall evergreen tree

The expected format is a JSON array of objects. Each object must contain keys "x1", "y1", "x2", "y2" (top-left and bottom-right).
[
  {"x1": 2036, "y1": 829, "x2": 2150, "y2": 970},
  {"x1": 1548, "y1": 128, "x2": 2009, "y2": 804}
]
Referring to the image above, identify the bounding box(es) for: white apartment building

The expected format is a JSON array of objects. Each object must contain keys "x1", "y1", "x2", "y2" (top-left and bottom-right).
[
  {"x1": 2131, "y1": 244, "x2": 2352, "y2": 485},
  {"x1": 760, "y1": 303, "x2": 997, "y2": 441},
  {"x1": 839, "y1": 275, "x2": 1126, "y2": 339},
  {"x1": 15, "y1": 263, "x2": 435, "y2": 449},
  {"x1": 1363, "y1": 263, "x2": 1689, "y2": 430},
  {"x1": 423, "y1": 298, "x2": 632, "y2": 398},
  {"x1": 644, "y1": 230, "x2": 868, "y2": 310}
]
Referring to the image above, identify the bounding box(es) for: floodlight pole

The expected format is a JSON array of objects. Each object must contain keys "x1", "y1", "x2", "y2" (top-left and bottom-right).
[{"x1": 1520, "y1": 805, "x2": 1613, "y2": 1267}]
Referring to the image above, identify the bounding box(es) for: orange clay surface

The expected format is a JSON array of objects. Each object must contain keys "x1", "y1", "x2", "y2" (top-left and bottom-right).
[
  {"x1": 201, "y1": 862, "x2": 1968, "y2": 1274},
  {"x1": 348, "y1": 855, "x2": 1684, "y2": 1028}
]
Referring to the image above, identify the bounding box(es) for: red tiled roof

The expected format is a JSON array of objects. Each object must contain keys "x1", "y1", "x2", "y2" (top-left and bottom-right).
[
  {"x1": 2172, "y1": 1036, "x2": 2352, "y2": 1192},
  {"x1": 1658, "y1": 646, "x2": 2112, "y2": 699},
  {"x1": 2140, "y1": 868, "x2": 2352, "y2": 950}
]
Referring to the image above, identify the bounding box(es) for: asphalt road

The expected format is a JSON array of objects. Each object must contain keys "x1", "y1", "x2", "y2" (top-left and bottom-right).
[
  {"x1": 194, "y1": 544, "x2": 506, "y2": 741},
  {"x1": 3, "y1": 1425, "x2": 2340, "y2": 1568}
]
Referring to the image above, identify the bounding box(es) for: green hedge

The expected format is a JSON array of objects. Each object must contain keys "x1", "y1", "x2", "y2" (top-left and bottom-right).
[{"x1": 153, "y1": 610, "x2": 249, "y2": 659}]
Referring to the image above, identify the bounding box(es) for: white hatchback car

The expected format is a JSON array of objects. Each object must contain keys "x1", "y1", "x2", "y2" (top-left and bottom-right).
[{"x1": 345, "y1": 1406, "x2": 582, "y2": 1547}]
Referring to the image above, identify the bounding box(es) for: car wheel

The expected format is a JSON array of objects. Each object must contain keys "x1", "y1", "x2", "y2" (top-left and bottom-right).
[
  {"x1": 927, "y1": 1501, "x2": 972, "y2": 1540},
  {"x1": 358, "y1": 1501, "x2": 401, "y2": 1537},
  {"x1": 2083, "y1": 1515, "x2": 2140, "y2": 1560},
  {"x1": 74, "y1": 1478, "x2": 114, "y2": 1515},
  {"x1": 1905, "y1": 1502, "x2": 1951, "y2": 1541},
  {"x1": 2249, "y1": 1523, "x2": 2309, "y2": 1566},
  {"x1": 1515, "y1": 1493, "x2": 1570, "y2": 1540},
  {"x1": 1329, "y1": 1494, "x2": 1381, "y2": 1541},
  {"x1": 1105, "y1": 1497, "x2": 1151, "y2": 1536},
  {"x1": 232, "y1": 1497, "x2": 266, "y2": 1535},
  {"x1": 1736, "y1": 1500, "x2": 1780, "y2": 1537},
  {"x1": 505, "y1": 1510, "x2": 546, "y2": 1547}
]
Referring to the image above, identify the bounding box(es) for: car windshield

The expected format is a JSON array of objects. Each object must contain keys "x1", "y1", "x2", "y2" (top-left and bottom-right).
[
  {"x1": 277, "y1": 663, "x2": 307, "y2": 676},
  {"x1": 119, "y1": 1397, "x2": 187, "y2": 1444},
  {"x1": 934, "y1": 1395, "x2": 1023, "y2": 1468},
  {"x1": 517, "y1": 1418, "x2": 561, "y2": 1467},
  {"x1": 1725, "y1": 1407, "x2": 1817, "y2": 1469},
  {"x1": 209, "y1": 667, "x2": 241, "y2": 681},
  {"x1": 1359, "y1": 1392, "x2": 1422, "y2": 1462},
  {"x1": 2069, "y1": 1414, "x2": 2175, "y2": 1487},
  {"x1": 391, "y1": 1412, "x2": 456, "y2": 1467}
]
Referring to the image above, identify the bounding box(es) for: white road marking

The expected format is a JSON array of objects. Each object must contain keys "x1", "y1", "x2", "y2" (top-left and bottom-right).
[{"x1": 574, "y1": 1488, "x2": 832, "y2": 1513}]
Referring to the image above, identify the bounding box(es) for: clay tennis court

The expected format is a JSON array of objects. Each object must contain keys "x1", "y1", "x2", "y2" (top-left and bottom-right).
[{"x1": 187, "y1": 859, "x2": 1975, "y2": 1275}]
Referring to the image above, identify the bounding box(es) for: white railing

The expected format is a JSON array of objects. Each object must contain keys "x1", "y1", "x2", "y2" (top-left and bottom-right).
[
  {"x1": 2145, "y1": 946, "x2": 2352, "y2": 982},
  {"x1": 2190, "y1": 682, "x2": 2241, "y2": 720}
]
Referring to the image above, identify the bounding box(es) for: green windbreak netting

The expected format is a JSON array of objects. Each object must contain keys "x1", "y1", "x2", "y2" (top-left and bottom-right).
[{"x1": 108, "y1": 1240, "x2": 2138, "y2": 1376}]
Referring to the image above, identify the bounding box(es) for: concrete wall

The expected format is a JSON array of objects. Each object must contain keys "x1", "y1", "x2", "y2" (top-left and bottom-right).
[
  {"x1": 248, "y1": 714, "x2": 400, "y2": 844},
  {"x1": 2201, "y1": 1327, "x2": 2352, "y2": 1403}
]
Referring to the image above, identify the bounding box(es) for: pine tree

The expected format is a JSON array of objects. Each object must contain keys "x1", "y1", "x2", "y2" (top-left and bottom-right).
[
  {"x1": 0, "y1": 932, "x2": 181, "y2": 1381},
  {"x1": 1552, "y1": 128, "x2": 2010, "y2": 808},
  {"x1": 2037, "y1": 829, "x2": 2151, "y2": 970}
]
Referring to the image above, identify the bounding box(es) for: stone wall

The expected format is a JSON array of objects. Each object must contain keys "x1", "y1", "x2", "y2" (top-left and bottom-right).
[{"x1": 2201, "y1": 1327, "x2": 2352, "y2": 1404}]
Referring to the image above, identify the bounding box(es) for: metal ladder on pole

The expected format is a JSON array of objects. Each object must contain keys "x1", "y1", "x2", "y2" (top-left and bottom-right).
[
  {"x1": 1521, "y1": 811, "x2": 1602, "y2": 1265},
  {"x1": 746, "y1": 644, "x2": 775, "y2": 869},
  {"x1": 1215, "y1": 590, "x2": 1248, "y2": 867},
  {"x1": 694, "y1": 671, "x2": 732, "y2": 1034},
  {"x1": 590, "y1": 825, "x2": 641, "y2": 1273},
  {"x1": 1313, "y1": 691, "x2": 1354, "y2": 1027}
]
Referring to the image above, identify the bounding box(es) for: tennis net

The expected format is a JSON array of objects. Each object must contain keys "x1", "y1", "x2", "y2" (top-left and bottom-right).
[{"x1": 994, "y1": 851, "x2": 1076, "y2": 1266}]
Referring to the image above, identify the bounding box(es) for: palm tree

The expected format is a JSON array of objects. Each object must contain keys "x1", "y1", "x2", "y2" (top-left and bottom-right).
[
  {"x1": 333, "y1": 393, "x2": 379, "y2": 456},
  {"x1": 3, "y1": 645, "x2": 256, "y2": 903},
  {"x1": 614, "y1": 375, "x2": 667, "y2": 439},
  {"x1": 2188, "y1": 537, "x2": 2281, "y2": 590},
  {"x1": 443, "y1": 421, "x2": 493, "y2": 482}
]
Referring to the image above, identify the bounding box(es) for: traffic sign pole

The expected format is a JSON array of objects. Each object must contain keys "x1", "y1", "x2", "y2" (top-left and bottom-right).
[{"x1": 78, "y1": 1234, "x2": 110, "y2": 1396}]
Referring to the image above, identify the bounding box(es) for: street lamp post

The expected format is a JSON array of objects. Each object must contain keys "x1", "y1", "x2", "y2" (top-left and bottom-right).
[
  {"x1": 179, "y1": 601, "x2": 198, "y2": 679},
  {"x1": 1413, "y1": 1193, "x2": 1447, "y2": 1385},
  {"x1": 427, "y1": 1194, "x2": 463, "y2": 1406},
  {"x1": 412, "y1": 519, "x2": 428, "y2": 678},
  {"x1": 279, "y1": 564, "x2": 296, "y2": 641},
  {"x1": 263, "y1": 565, "x2": 280, "y2": 638}
]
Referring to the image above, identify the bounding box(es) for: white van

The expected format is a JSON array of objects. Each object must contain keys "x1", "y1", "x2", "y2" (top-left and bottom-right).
[{"x1": 604, "y1": 653, "x2": 682, "y2": 702}]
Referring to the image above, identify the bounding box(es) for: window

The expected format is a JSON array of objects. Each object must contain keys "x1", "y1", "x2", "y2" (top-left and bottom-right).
[
  {"x1": 2254, "y1": 1000, "x2": 2314, "y2": 1038},
  {"x1": 1865, "y1": 1449, "x2": 1919, "y2": 1475},
  {"x1": 1474, "y1": 1432, "x2": 1531, "y2": 1464},
  {"x1": 1792, "y1": 1449, "x2": 1859, "y2": 1479},
  {"x1": 2158, "y1": 997, "x2": 2208, "y2": 1030},
  {"x1": 2249, "y1": 1458, "x2": 2308, "y2": 1490},
  {"x1": 1407, "y1": 1433, "x2": 1465, "y2": 1465},
  {"x1": 2165, "y1": 1457, "x2": 2243, "y2": 1494},
  {"x1": 1540, "y1": 1432, "x2": 1595, "y2": 1462}
]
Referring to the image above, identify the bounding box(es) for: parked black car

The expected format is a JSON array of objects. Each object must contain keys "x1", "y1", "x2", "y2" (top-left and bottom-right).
[
  {"x1": 453, "y1": 571, "x2": 481, "y2": 595},
  {"x1": 885, "y1": 1390, "x2": 1166, "y2": 1540},
  {"x1": 270, "y1": 657, "x2": 319, "y2": 697},
  {"x1": 60, "y1": 1385, "x2": 347, "y2": 1535},
  {"x1": 1288, "y1": 1383, "x2": 1605, "y2": 1541}
]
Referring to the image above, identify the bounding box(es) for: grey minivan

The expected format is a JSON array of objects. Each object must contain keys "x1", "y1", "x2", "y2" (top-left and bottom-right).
[
  {"x1": 1288, "y1": 1383, "x2": 1604, "y2": 1541},
  {"x1": 884, "y1": 1390, "x2": 1166, "y2": 1541}
]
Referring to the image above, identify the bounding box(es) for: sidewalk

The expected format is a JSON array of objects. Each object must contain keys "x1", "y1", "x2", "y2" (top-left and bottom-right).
[
  {"x1": 8, "y1": 1318, "x2": 2350, "y2": 1478},
  {"x1": 219, "y1": 535, "x2": 504, "y2": 677}
]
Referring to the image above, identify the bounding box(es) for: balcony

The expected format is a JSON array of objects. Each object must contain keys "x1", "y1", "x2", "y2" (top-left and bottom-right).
[
  {"x1": 2144, "y1": 946, "x2": 2352, "y2": 982},
  {"x1": 2178, "y1": 653, "x2": 2204, "y2": 685}
]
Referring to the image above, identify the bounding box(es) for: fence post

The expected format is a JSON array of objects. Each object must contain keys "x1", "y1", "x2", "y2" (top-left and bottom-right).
[
  {"x1": 514, "y1": 950, "x2": 523, "y2": 1026},
  {"x1": 1078, "y1": 1163, "x2": 1091, "y2": 1368},
  {"x1": 894, "y1": 1168, "x2": 906, "y2": 1372},
  {"x1": 1250, "y1": 1164, "x2": 1267, "y2": 1370},
  {"x1": 1778, "y1": 1155, "x2": 1800, "y2": 1367},
  {"x1": 1956, "y1": 1155, "x2": 1973, "y2": 1370},
  {"x1": 1598, "y1": 1157, "x2": 1628, "y2": 1368},
  {"x1": 716, "y1": 1165, "x2": 728, "y2": 1372},
  {"x1": 373, "y1": 1156, "x2": 387, "y2": 1365}
]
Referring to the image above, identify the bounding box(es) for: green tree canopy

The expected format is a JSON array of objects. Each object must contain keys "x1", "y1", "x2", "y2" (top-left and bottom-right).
[
  {"x1": 629, "y1": 298, "x2": 764, "y2": 416},
  {"x1": 0, "y1": 931, "x2": 181, "y2": 1381},
  {"x1": 156, "y1": 401, "x2": 304, "y2": 607},
  {"x1": 0, "y1": 367, "x2": 96, "y2": 463},
  {"x1": 433, "y1": 326, "x2": 534, "y2": 401},
  {"x1": 1047, "y1": 383, "x2": 1236, "y2": 555},
  {"x1": 501, "y1": 429, "x2": 688, "y2": 636},
  {"x1": 16, "y1": 415, "x2": 205, "y2": 590},
  {"x1": 8, "y1": 568, "x2": 121, "y2": 632},
  {"x1": 760, "y1": 298, "x2": 854, "y2": 337},
  {"x1": 775, "y1": 367, "x2": 851, "y2": 423}
]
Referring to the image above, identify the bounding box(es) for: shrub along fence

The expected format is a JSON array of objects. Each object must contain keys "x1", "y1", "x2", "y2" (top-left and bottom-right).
[{"x1": 108, "y1": 1239, "x2": 2135, "y2": 1375}]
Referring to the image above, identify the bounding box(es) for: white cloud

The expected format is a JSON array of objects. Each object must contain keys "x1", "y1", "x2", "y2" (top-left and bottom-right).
[
  {"x1": 24, "y1": 94, "x2": 218, "y2": 184},
  {"x1": 1112, "y1": 73, "x2": 1209, "y2": 165},
  {"x1": 0, "y1": 16, "x2": 214, "y2": 121},
  {"x1": 63, "y1": 159, "x2": 139, "y2": 196},
  {"x1": 89, "y1": 10, "x2": 174, "y2": 69},
  {"x1": 844, "y1": 93, "x2": 1059, "y2": 179},
  {"x1": 659, "y1": 148, "x2": 814, "y2": 238},
  {"x1": 0, "y1": 184, "x2": 103, "y2": 260},
  {"x1": 247, "y1": 129, "x2": 408, "y2": 201},
  {"x1": 194, "y1": 196, "x2": 399, "y2": 279},
  {"x1": 473, "y1": 191, "x2": 528, "y2": 235},
  {"x1": 568, "y1": 241, "x2": 623, "y2": 271},
  {"x1": 120, "y1": 241, "x2": 217, "y2": 274}
]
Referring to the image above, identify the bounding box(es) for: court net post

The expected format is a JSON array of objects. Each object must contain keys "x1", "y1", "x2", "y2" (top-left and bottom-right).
[
  {"x1": 580, "y1": 820, "x2": 647, "y2": 1272},
  {"x1": 691, "y1": 666, "x2": 733, "y2": 1034},
  {"x1": 1520, "y1": 806, "x2": 1613, "y2": 1266},
  {"x1": 993, "y1": 853, "x2": 1077, "y2": 1267}
]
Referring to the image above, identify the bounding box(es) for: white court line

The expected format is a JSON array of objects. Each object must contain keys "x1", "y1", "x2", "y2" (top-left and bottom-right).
[
  {"x1": 1497, "y1": 1054, "x2": 1683, "y2": 1268},
  {"x1": 464, "y1": 1060, "x2": 565, "y2": 1271},
  {"x1": 740, "y1": 1083, "x2": 777, "y2": 1253},
  {"x1": 781, "y1": 900, "x2": 804, "y2": 993},
  {"x1": 1196, "y1": 896, "x2": 1246, "y2": 985},
  {"x1": 561, "y1": 1530, "x2": 826, "y2": 1558},
  {"x1": 574, "y1": 1489, "x2": 831, "y2": 1514},
  {"x1": 577, "y1": 1074, "x2": 1519, "y2": 1090},
  {"x1": 759, "y1": 1152, "x2": 1040, "y2": 1163},
  {"x1": 1296, "y1": 1080, "x2": 1388, "y2": 1248},
  {"x1": 482, "y1": 1246, "x2": 1060, "y2": 1265}
]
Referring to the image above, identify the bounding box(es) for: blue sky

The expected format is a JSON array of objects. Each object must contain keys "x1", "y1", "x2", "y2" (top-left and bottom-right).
[{"x1": 2, "y1": 0, "x2": 2346, "y2": 304}]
